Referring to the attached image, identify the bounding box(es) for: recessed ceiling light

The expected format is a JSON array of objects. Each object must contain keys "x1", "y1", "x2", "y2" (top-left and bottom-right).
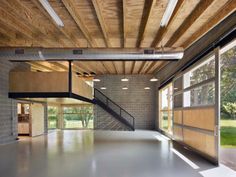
[
  {"x1": 100, "y1": 87, "x2": 106, "y2": 90},
  {"x1": 144, "y1": 87, "x2": 151, "y2": 90},
  {"x1": 93, "y1": 78, "x2": 101, "y2": 82},
  {"x1": 39, "y1": 0, "x2": 64, "y2": 27},
  {"x1": 160, "y1": 0, "x2": 178, "y2": 27},
  {"x1": 121, "y1": 77, "x2": 129, "y2": 82},
  {"x1": 150, "y1": 77, "x2": 158, "y2": 82},
  {"x1": 122, "y1": 86, "x2": 128, "y2": 90}
]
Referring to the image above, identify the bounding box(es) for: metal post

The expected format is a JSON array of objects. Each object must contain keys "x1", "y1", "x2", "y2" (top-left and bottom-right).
[{"x1": 68, "y1": 60, "x2": 72, "y2": 93}]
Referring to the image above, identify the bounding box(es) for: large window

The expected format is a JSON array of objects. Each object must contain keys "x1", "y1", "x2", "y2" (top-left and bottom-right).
[
  {"x1": 48, "y1": 106, "x2": 58, "y2": 129},
  {"x1": 183, "y1": 55, "x2": 215, "y2": 107},
  {"x1": 63, "y1": 105, "x2": 93, "y2": 129},
  {"x1": 159, "y1": 83, "x2": 173, "y2": 134}
]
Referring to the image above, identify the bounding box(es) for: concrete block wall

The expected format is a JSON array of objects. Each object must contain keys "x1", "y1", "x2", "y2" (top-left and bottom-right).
[
  {"x1": 0, "y1": 60, "x2": 30, "y2": 144},
  {"x1": 94, "y1": 75, "x2": 157, "y2": 130},
  {"x1": 94, "y1": 105, "x2": 130, "y2": 130}
]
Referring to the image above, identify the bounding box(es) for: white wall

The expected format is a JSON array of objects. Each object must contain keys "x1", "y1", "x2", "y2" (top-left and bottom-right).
[{"x1": 31, "y1": 103, "x2": 45, "y2": 137}]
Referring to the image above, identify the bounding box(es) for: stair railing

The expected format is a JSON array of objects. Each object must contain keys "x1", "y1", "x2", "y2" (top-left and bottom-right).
[{"x1": 94, "y1": 88, "x2": 135, "y2": 129}]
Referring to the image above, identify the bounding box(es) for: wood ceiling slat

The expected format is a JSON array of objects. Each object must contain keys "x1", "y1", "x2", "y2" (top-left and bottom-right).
[
  {"x1": 2, "y1": 0, "x2": 59, "y2": 47},
  {"x1": 62, "y1": 0, "x2": 98, "y2": 47},
  {"x1": 182, "y1": 0, "x2": 236, "y2": 48},
  {"x1": 92, "y1": 0, "x2": 112, "y2": 47},
  {"x1": 165, "y1": 0, "x2": 214, "y2": 47},
  {"x1": 136, "y1": 0, "x2": 156, "y2": 47},
  {"x1": 31, "y1": 0, "x2": 76, "y2": 47},
  {"x1": 122, "y1": 0, "x2": 127, "y2": 48}
]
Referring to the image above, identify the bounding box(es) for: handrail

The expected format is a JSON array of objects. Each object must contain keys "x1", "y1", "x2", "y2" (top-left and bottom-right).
[{"x1": 94, "y1": 88, "x2": 135, "y2": 129}]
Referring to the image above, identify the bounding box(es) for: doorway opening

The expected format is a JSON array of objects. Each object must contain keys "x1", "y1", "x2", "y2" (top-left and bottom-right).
[{"x1": 48, "y1": 104, "x2": 94, "y2": 130}]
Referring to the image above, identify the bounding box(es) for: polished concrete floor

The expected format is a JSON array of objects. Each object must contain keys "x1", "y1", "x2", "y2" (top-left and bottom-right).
[{"x1": 0, "y1": 130, "x2": 234, "y2": 177}]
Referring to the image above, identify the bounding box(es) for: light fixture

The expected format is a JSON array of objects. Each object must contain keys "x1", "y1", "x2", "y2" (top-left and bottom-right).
[
  {"x1": 93, "y1": 78, "x2": 101, "y2": 82},
  {"x1": 39, "y1": 0, "x2": 64, "y2": 27},
  {"x1": 174, "y1": 87, "x2": 178, "y2": 90},
  {"x1": 160, "y1": 0, "x2": 178, "y2": 27},
  {"x1": 144, "y1": 87, "x2": 151, "y2": 90},
  {"x1": 100, "y1": 87, "x2": 106, "y2": 90},
  {"x1": 150, "y1": 77, "x2": 158, "y2": 82},
  {"x1": 121, "y1": 77, "x2": 129, "y2": 82},
  {"x1": 122, "y1": 86, "x2": 128, "y2": 90}
]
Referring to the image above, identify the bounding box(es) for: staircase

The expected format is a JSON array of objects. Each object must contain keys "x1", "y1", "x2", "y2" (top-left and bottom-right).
[{"x1": 93, "y1": 88, "x2": 135, "y2": 131}]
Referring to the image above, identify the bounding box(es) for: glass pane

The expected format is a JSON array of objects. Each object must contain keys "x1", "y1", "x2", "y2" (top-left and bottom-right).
[
  {"x1": 63, "y1": 105, "x2": 93, "y2": 129},
  {"x1": 184, "y1": 56, "x2": 215, "y2": 88},
  {"x1": 48, "y1": 106, "x2": 58, "y2": 129},
  {"x1": 174, "y1": 76, "x2": 183, "y2": 92},
  {"x1": 174, "y1": 94, "x2": 183, "y2": 108},
  {"x1": 184, "y1": 82, "x2": 215, "y2": 107}
]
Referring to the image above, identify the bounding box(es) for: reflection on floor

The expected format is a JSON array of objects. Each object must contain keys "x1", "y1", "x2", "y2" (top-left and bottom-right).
[
  {"x1": 220, "y1": 148, "x2": 236, "y2": 171},
  {"x1": 0, "y1": 130, "x2": 235, "y2": 177}
]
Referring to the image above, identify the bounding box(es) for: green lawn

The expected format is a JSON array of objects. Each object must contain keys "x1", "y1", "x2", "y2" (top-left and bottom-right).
[{"x1": 220, "y1": 119, "x2": 236, "y2": 148}]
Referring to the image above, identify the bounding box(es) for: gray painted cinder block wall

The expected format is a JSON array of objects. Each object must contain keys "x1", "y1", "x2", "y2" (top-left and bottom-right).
[
  {"x1": 94, "y1": 75, "x2": 157, "y2": 130},
  {"x1": 0, "y1": 60, "x2": 30, "y2": 144}
]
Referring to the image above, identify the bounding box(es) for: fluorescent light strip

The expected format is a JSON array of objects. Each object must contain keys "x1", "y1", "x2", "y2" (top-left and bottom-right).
[
  {"x1": 171, "y1": 148, "x2": 200, "y2": 169},
  {"x1": 39, "y1": 0, "x2": 64, "y2": 27},
  {"x1": 160, "y1": 0, "x2": 178, "y2": 27}
]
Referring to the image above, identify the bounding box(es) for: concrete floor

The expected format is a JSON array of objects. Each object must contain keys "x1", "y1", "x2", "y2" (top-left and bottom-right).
[{"x1": 0, "y1": 130, "x2": 231, "y2": 177}]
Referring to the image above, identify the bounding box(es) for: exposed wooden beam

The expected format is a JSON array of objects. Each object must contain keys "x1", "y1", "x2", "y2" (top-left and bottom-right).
[
  {"x1": 123, "y1": 62, "x2": 126, "y2": 74},
  {"x1": 122, "y1": 0, "x2": 127, "y2": 48},
  {"x1": 131, "y1": 61, "x2": 136, "y2": 74},
  {"x1": 145, "y1": 61, "x2": 157, "y2": 73},
  {"x1": 153, "y1": 62, "x2": 169, "y2": 74},
  {"x1": 165, "y1": 0, "x2": 214, "y2": 47},
  {"x1": 0, "y1": 23, "x2": 16, "y2": 39},
  {"x1": 182, "y1": 0, "x2": 236, "y2": 48},
  {"x1": 0, "y1": 7, "x2": 40, "y2": 44},
  {"x1": 31, "y1": 0, "x2": 78, "y2": 47},
  {"x1": 112, "y1": 62, "x2": 118, "y2": 74},
  {"x1": 2, "y1": 0, "x2": 58, "y2": 47},
  {"x1": 99, "y1": 62, "x2": 110, "y2": 74},
  {"x1": 92, "y1": 0, "x2": 111, "y2": 47},
  {"x1": 151, "y1": 0, "x2": 185, "y2": 47},
  {"x1": 62, "y1": 0, "x2": 97, "y2": 47},
  {"x1": 138, "y1": 61, "x2": 146, "y2": 74},
  {"x1": 136, "y1": 0, "x2": 156, "y2": 47}
]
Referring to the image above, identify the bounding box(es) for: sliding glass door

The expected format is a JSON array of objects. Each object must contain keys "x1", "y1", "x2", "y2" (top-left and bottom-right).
[{"x1": 172, "y1": 50, "x2": 220, "y2": 164}]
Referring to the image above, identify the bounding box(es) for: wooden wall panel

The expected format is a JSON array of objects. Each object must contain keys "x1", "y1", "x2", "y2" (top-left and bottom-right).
[
  {"x1": 173, "y1": 110, "x2": 182, "y2": 124},
  {"x1": 183, "y1": 107, "x2": 215, "y2": 131},
  {"x1": 173, "y1": 125, "x2": 183, "y2": 141},
  {"x1": 72, "y1": 74, "x2": 93, "y2": 99},
  {"x1": 183, "y1": 128, "x2": 216, "y2": 158},
  {"x1": 9, "y1": 72, "x2": 68, "y2": 92}
]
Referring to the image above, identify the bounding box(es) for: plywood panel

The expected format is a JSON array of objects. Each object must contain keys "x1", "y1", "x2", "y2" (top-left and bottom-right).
[
  {"x1": 183, "y1": 107, "x2": 215, "y2": 131},
  {"x1": 173, "y1": 125, "x2": 183, "y2": 141},
  {"x1": 174, "y1": 110, "x2": 182, "y2": 124},
  {"x1": 183, "y1": 128, "x2": 216, "y2": 158},
  {"x1": 9, "y1": 72, "x2": 68, "y2": 92},
  {"x1": 72, "y1": 74, "x2": 93, "y2": 99}
]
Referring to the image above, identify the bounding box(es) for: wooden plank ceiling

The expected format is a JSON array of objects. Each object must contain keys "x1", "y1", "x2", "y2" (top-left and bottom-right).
[{"x1": 0, "y1": 0, "x2": 235, "y2": 75}]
